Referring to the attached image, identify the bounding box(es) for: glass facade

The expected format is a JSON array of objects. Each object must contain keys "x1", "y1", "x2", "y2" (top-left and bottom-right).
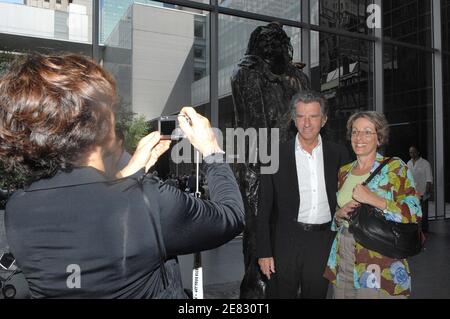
[
  {"x1": 101, "y1": 0, "x2": 165, "y2": 43},
  {"x1": 217, "y1": 15, "x2": 265, "y2": 135},
  {"x1": 444, "y1": 0, "x2": 450, "y2": 52},
  {"x1": 383, "y1": 0, "x2": 432, "y2": 47},
  {"x1": 219, "y1": 0, "x2": 301, "y2": 21},
  {"x1": 384, "y1": 44, "x2": 435, "y2": 217},
  {"x1": 0, "y1": 0, "x2": 93, "y2": 44},
  {"x1": 217, "y1": 15, "x2": 303, "y2": 131},
  {"x1": 443, "y1": 0, "x2": 450, "y2": 217},
  {"x1": 311, "y1": 0, "x2": 375, "y2": 35},
  {"x1": 383, "y1": 45, "x2": 433, "y2": 161},
  {"x1": 102, "y1": 2, "x2": 210, "y2": 121},
  {"x1": 311, "y1": 32, "x2": 374, "y2": 146},
  {"x1": 1, "y1": 0, "x2": 449, "y2": 218}
]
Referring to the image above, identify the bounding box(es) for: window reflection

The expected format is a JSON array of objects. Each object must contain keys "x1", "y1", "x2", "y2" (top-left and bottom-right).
[
  {"x1": 102, "y1": 2, "x2": 210, "y2": 121},
  {"x1": 384, "y1": 44, "x2": 435, "y2": 217},
  {"x1": 311, "y1": 32, "x2": 374, "y2": 145},
  {"x1": 311, "y1": 0, "x2": 375, "y2": 35},
  {"x1": 219, "y1": 0, "x2": 300, "y2": 21},
  {"x1": 0, "y1": 0, "x2": 92, "y2": 43},
  {"x1": 383, "y1": 0, "x2": 432, "y2": 47}
]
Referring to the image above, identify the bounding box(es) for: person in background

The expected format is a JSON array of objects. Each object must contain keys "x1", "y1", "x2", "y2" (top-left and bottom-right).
[
  {"x1": 187, "y1": 170, "x2": 197, "y2": 194},
  {"x1": 202, "y1": 177, "x2": 210, "y2": 200},
  {"x1": 407, "y1": 145, "x2": 433, "y2": 233},
  {"x1": 324, "y1": 111, "x2": 422, "y2": 299},
  {"x1": 165, "y1": 174, "x2": 178, "y2": 188}
]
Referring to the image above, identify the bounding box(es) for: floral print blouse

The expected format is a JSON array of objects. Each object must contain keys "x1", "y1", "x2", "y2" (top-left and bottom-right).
[{"x1": 323, "y1": 154, "x2": 422, "y2": 297}]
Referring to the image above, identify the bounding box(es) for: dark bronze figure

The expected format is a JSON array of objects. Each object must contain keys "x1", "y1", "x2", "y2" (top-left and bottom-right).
[{"x1": 231, "y1": 22, "x2": 311, "y2": 298}]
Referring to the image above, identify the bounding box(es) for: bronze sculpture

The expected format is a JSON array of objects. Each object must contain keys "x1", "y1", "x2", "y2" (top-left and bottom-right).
[{"x1": 231, "y1": 22, "x2": 311, "y2": 298}]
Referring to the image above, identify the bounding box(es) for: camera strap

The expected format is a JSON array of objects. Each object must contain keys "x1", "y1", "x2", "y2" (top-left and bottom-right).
[{"x1": 192, "y1": 150, "x2": 203, "y2": 299}]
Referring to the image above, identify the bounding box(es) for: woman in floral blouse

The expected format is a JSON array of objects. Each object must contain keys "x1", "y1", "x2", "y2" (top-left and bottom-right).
[{"x1": 323, "y1": 111, "x2": 422, "y2": 299}]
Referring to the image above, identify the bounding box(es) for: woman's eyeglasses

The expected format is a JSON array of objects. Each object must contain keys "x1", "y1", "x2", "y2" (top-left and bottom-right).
[{"x1": 351, "y1": 130, "x2": 377, "y2": 138}]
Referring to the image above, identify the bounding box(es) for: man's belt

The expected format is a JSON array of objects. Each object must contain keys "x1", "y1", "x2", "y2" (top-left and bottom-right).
[{"x1": 295, "y1": 221, "x2": 331, "y2": 232}]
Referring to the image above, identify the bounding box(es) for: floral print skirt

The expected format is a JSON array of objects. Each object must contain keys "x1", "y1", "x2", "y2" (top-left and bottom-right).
[{"x1": 332, "y1": 228, "x2": 406, "y2": 299}]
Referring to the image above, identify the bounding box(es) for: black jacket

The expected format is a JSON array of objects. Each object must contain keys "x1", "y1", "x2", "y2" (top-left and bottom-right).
[
  {"x1": 5, "y1": 155, "x2": 244, "y2": 298},
  {"x1": 256, "y1": 138, "x2": 350, "y2": 258}
]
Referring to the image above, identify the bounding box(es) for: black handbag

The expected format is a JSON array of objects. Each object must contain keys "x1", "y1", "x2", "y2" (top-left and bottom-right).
[{"x1": 348, "y1": 158, "x2": 423, "y2": 259}]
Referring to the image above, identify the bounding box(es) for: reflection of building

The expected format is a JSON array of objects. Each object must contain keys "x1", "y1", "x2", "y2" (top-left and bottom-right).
[
  {"x1": 103, "y1": 0, "x2": 302, "y2": 121},
  {"x1": 217, "y1": 0, "x2": 301, "y2": 97},
  {"x1": 316, "y1": 40, "x2": 371, "y2": 114},
  {"x1": 383, "y1": 0, "x2": 432, "y2": 45},
  {"x1": 101, "y1": 0, "x2": 174, "y2": 43},
  {"x1": 219, "y1": 0, "x2": 300, "y2": 20},
  {"x1": 311, "y1": 0, "x2": 374, "y2": 143},
  {"x1": 382, "y1": 1, "x2": 433, "y2": 161},
  {"x1": 320, "y1": 0, "x2": 366, "y2": 32},
  {"x1": 193, "y1": 0, "x2": 302, "y2": 119},
  {"x1": 0, "y1": 0, "x2": 91, "y2": 42},
  {"x1": 103, "y1": 3, "x2": 207, "y2": 120},
  {"x1": 101, "y1": 0, "x2": 211, "y2": 43},
  {"x1": 26, "y1": 0, "x2": 71, "y2": 11},
  {"x1": 319, "y1": 0, "x2": 368, "y2": 79}
]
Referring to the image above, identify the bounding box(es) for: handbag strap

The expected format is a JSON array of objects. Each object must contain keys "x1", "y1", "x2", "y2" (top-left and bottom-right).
[
  {"x1": 137, "y1": 174, "x2": 170, "y2": 289},
  {"x1": 362, "y1": 157, "x2": 393, "y2": 186}
]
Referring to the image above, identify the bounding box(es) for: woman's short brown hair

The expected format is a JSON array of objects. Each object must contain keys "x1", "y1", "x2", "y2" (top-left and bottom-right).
[
  {"x1": 346, "y1": 111, "x2": 390, "y2": 146},
  {"x1": 0, "y1": 53, "x2": 117, "y2": 182}
]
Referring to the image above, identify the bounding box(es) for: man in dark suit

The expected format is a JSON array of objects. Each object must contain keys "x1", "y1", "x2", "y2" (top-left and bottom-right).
[{"x1": 256, "y1": 91, "x2": 350, "y2": 299}]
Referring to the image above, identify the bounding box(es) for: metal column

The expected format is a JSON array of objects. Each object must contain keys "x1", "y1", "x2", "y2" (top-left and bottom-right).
[
  {"x1": 301, "y1": 0, "x2": 311, "y2": 78},
  {"x1": 210, "y1": 0, "x2": 219, "y2": 127},
  {"x1": 374, "y1": 0, "x2": 384, "y2": 113},
  {"x1": 92, "y1": 0, "x2": 100, "y2": 62},
  {"x1": 432, "y1": 0, "x2": 445, "y2": 218}
]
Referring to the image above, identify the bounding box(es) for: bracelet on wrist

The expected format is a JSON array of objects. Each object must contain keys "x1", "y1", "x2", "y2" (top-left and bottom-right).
[{"x1": 203, "y1": 148, "x2": 225, "y2": 158}]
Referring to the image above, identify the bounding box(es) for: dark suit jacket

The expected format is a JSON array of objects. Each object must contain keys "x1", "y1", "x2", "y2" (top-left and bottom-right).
[
  {"x1": 5, "y1": 156, "x2": 244, "y2": 298},
  {"x1": 256, "y1": 138, "x2": 350, "y2": 258}
]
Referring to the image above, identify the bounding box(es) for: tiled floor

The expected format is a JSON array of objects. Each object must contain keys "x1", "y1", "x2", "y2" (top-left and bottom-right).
[{"x1": 408, "y1": 220, "x2": 450, "y2": 299}]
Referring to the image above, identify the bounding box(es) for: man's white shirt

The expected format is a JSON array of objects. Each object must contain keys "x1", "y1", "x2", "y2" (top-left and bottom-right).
[
  {"x1": 407, "y1": 157, "x2": 433, "y2": 197},
  {"x1": 295, "y1": 134, "x2": 331, "y2": 224}
]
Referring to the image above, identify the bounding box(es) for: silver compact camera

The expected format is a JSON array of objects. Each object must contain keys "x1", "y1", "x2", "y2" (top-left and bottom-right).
[{"x1": 158, "y1": 115, "x2": 186, "y2": 140}]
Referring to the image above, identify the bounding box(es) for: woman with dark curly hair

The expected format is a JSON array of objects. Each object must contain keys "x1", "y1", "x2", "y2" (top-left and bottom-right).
[{"x1": 0, "y1": 53, "x2": 244, "y2": 298}]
